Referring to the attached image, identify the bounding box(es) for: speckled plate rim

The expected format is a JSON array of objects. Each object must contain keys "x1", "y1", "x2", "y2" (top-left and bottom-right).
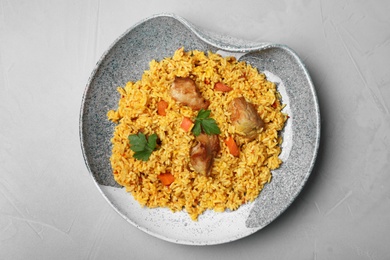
[{"x1": 80, "y1": 13, "x2": 321, "y2": 245}]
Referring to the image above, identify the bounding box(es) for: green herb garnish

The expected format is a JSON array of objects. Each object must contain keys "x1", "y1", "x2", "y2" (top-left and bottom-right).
[
  {"x1": 192, "y1": 109, "x2": 221, "y2": 136},
  {"x1": 128, "y1": 132, "x2": 158, "y2": 161}
]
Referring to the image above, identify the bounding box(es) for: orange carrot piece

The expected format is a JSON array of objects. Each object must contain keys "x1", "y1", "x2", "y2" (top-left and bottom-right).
[
  {"x1": 157, "y1": 173, "x2": 175, "y2": 186},
  {"x1": 180, "y1": 117, "x2": 193, "y2": 132},
  {"x1": 157, "y1": 100, "x2": 169, "y2": 116},
  {"x1": 224, "y1": 136, "x2": 240, "y2": 157},
  {"x1": 214, "y1": 82, "x2": 233, "y2": 92}
]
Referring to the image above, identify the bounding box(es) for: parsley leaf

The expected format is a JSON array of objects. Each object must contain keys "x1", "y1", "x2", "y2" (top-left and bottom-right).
[
  {"x1": 128, "y1": 133, "x2": 148, "y2": 152},
  {"x1": 201, "y1": 118, "x2": 221, "y2": 135},
  {"x1": 192, "y1": 120, "x2": 202, "y2": 136},
  {"x1": 192, "y1": 109, "x2": 221, "y2": 136},
  {"x1": 128, "y1": 132, "x2": 158, "y2": 161},
  {"x1": 196, "y1": 109, "x2": 211, "y2": 119}
]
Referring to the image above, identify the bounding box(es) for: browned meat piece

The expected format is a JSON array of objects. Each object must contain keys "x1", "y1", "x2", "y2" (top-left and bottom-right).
[
  {"x1": 229, "y1": 97, "x2": 265, "y2": 141},
  {"x1": 190, "y1": 134, "x2": 220, "y2": 175},
  {"x1": 170, "y1": 77, "x2": 210, "y2": 110}
]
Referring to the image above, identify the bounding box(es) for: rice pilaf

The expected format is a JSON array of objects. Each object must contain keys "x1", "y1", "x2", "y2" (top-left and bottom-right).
[{"x1": 107, "y1": 48, "x2": 287, "y2": 220}]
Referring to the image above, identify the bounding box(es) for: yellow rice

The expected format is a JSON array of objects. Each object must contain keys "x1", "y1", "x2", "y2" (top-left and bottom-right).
[{"x1": 107, "y1": 48, "x2": 287, "y2": 220}]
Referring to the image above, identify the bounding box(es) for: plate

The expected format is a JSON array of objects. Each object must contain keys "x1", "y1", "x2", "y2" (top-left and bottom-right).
[{"x1": 79, "y1": 13, "x2": 320, "y2": 245}]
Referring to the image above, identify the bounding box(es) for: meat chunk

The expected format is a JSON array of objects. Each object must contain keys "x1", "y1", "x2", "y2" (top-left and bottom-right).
[
  {"x1": 170, "y1": 77, "x2": 209, "y2": 110},
  {"x1": 190, "y1": 134, "x2": 220, "y2": 175},
  {"x1": 229, "y1": 97, "x2": 264, "y2": 141}
]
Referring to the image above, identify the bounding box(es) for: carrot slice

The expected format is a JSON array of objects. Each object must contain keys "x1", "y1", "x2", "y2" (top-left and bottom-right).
[
  {"x1": 157, "y1": 173, "x2": 175, "y2": 186},
  {"x1": 214, "y1": 82, "x2": 233, "y2": 92},
  {"x1": 224, "y1": 136, "x2": 240, "y2": 157},
  {"x1": 157, "y1": 100, "x2": 169, "y2": 116},
  {"x1": 180, "y1": 117, "x2": 193, "y2": 132}
]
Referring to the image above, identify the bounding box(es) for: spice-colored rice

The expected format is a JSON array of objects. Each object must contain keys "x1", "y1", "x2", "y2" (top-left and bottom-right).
[{"x1": 107, "y1": 48, "x2": 287, "y2": 220}]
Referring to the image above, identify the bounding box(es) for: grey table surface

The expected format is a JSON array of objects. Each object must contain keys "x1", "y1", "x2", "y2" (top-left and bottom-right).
[{"x1": 1, "y1": 0, "x2": 389, "y2": 259}]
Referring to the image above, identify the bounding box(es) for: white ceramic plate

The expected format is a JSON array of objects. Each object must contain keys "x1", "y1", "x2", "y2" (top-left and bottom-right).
[{"x1": 80, "y1": 13, "x2": 320, "y2": 245}]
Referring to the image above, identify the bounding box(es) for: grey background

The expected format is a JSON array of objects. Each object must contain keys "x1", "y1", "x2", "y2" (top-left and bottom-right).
[{"x1": 1, "y1": 0, "x2": 389, "y2": 259}]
